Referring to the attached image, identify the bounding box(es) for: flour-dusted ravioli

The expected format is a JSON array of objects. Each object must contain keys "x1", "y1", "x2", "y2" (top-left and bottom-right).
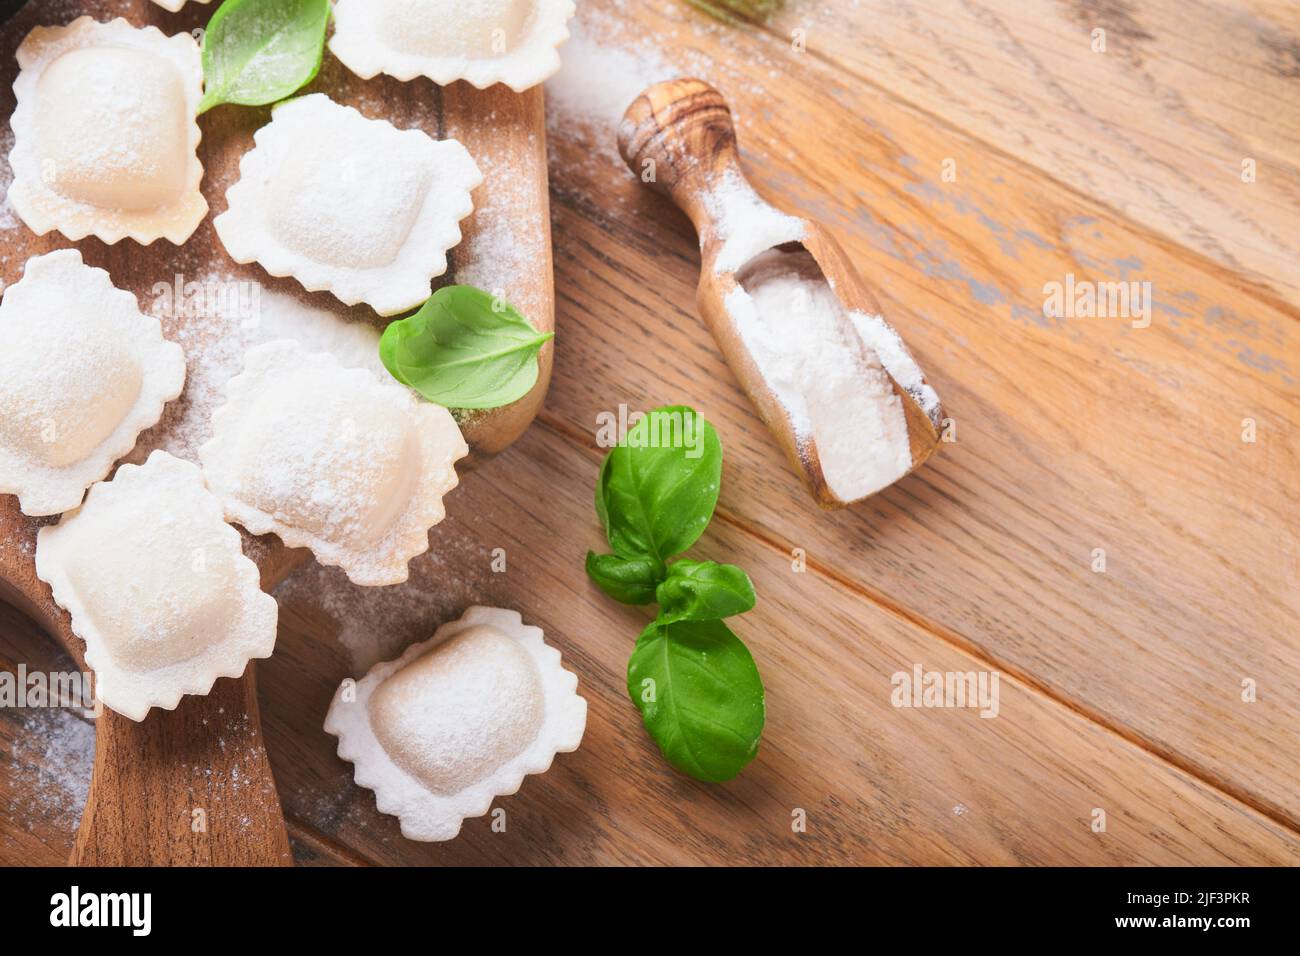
[
  {"x1": 0, "y1": 250, "x2": 186, "y2": 517},
  {"x1": 330, "y1": 0, "x2": 576, "y2": 92},
  {"x1": 36, "y1": 451, "x2": 278, "y2": 721},
  {"x1": 8, "y1": 17, "x2": 206, "y2": 245},
  {"x1": 200, "y1": 340, "x2": 468, "y2": 586},
  {"x1": 213, "y1": 94, "x2": 482, "y2": 317},
  {"x1": 325, "y1": 606, "x2": 586, "y2": 842}
]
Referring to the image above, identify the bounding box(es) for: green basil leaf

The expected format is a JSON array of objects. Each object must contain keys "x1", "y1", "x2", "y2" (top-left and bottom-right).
[
  {"x1": 199, "y1": 0, "x2": 331, "y2": 113},
  {"x1": 656, "y1": 560, "x2": 756, "y2": 623},
  {"x1": 596, "y1": 406, "x2": 722, "y2": 563},
  {"x1": 585, "y1": 552, "x2": 665, "y2": 605},
  {"x1": 380, "y1": 286, "x2": 553, "y2": 410},
  {"x1": 627, "y1": 618, "x2": 765, "y2": 783}
]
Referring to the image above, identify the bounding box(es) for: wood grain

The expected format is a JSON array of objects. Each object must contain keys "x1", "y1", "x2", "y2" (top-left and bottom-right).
[
  {"x1": 259, "y1": 427, "x2": 1299, "y2": 865},
  {"x1": 541, "y1": 0, "x2": 1300, "y2": 830},
  {"x1": 618, "y1": 78, "x2": 941, "y2": 507},
  {"x1": 758, "y1": 0, "x2": 1300, "y2": 304},
  {"x1": 0, "y1": 0, "x2": 554, "y2": 864},
  {"x1": 3, "y1": 0, "x2": 1297, "y2": 866}
]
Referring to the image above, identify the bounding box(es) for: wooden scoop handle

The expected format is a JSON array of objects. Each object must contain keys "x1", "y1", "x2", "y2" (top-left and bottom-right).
[
  {"x1": 619, "y1": 79, "x2": 944, "y2": 509},
  {"x1": 0, "y1": 500, "x2": 294, "y2": 866},
  {"x1": 619, "y1": 78, "x2": 749, "y2": 233}
]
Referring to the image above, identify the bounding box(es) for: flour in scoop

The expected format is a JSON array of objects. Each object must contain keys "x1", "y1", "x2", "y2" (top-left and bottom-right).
[
  {"x1": 725, "y1": 247, "x2": 913, "y2": 502},
  {"x1": 705, "y1": 170, "x2": 806, "y2": 274}
]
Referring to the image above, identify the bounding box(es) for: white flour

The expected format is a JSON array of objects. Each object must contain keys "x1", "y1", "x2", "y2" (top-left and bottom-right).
[
  {"x1": 8, "y1": 708, "x2": 94, "y2": 834},
  {"x1": 546, "y1": 15, "x2": 673, "y2": 130},
  {"x1": 141, "y1": 278, "x2": 384, "y2": 463},
  {"x1": 704, "y1": 168, "x2": 806, "y2": 273},
  {"x1": 726, "y1": 247, "x2": 913, "y2": 502}
]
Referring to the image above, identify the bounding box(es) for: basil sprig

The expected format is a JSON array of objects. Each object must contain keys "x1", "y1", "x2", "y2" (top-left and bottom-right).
[
  {"x1": 380, "y1": 286, "x2": 553, "y2": 410},
  {"x1": 586, "y1": 406, "x2": 765, "y2": 782},
  {"x1": 199, "y1": 0, "x2": 331, "y2": 113}
]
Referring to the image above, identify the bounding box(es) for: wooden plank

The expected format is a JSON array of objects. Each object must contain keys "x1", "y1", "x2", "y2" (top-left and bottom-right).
[
  {"x1": 262, "y1": 427, "x2": 1299, "y2": 865},
  {"x1": 0, "y1": 0, "x2": 555, "y2": 862},
  {"x1": 3, "y1": 0, "x2": 1296, "y2": 867},
  {"x1": 541, "y1": 2, "x2": 1300, "y2": 826},
  {"x1": 747, "y1": 0, "x2": 1300, "y2": 304},
  {"x1": 0, "y1": 603, "x2": 83, "y2": 866}
]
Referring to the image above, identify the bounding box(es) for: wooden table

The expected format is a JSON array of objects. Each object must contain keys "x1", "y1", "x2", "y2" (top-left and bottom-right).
[{"x1": 2, "y1": 0, "x2": 1297, "y2": 866}]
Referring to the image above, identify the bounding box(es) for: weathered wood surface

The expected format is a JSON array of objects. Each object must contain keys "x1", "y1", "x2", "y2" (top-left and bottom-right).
[
  {"x1": 0, "y1": 0, "x2": 553, "y2": 864},
  {"x1": 1, "y1": 0, "x2": 1297, "y2": 865}
]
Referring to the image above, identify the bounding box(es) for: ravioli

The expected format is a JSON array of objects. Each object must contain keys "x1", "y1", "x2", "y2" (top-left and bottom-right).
[
  {"x1": 199, "y1": 340, "x2": 469, "y2": 587},
  {"x1": 0, "y1": 250, "x2": 186, "y2": 516},
  {"x1": 213, "y1": 94, "x2": 482, "y2": 316},
  {"x1": 36, "y1": 452, "x2": 278, "y2": 721},
  {"x1": 324, "y1": 606, "x2": 587, "y2": 842},
  {"x1": 330, "y1": 0, "x2": 576, "y2": 92},
  {"x1": 8, "y1": 17, "x2": 207, "y2": 245}
]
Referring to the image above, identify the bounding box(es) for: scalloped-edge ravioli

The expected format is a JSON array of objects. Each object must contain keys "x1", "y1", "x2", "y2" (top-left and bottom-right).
[
  {"x1": 324, "y1": 607, "x2": 587, "y2": 841},
  {"x1": 329, "y1": 0, "x2": 576, "y2": 93},
  {"x1": 8, "y1": 17, "x2": 206, "y2": 245},
  {"x1": 0, "y1": 249, "x2": 185, "y2": 516},
  {"x1": 35, "y1": 452, "x2": 278, "y2": 721}
]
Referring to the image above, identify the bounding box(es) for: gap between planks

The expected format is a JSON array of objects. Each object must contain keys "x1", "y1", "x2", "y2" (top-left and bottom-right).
[
  {"x1": 733, "y1": 14, "x2": 1300, "y2": 323},
  {"x1": 531, "y1": 411, "x2": 1300, "y2": 839},
  {"x1": 284, "y1": 814, "x2": 372, "y2": 867}
]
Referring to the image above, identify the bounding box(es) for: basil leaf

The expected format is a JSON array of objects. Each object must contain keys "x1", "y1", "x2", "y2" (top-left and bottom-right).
[
  {"x1": 597, "y1": 406, "x2": 722, "y2": 563},
  {"x1": 656, "y1": 560, "x2": 756, "y2": 623},
  {"x1": 585, "y1": 552, "x2": 665, "y2": 605},
  {"x1": 380, "y1": 286, "x2": 553, "y2": 410},
  {"x1": 199, "y1": 0, "x2": 331, "y2": 113},
  {"x1": 627, "y1": 618, "x2": 765, "y2": 783}
]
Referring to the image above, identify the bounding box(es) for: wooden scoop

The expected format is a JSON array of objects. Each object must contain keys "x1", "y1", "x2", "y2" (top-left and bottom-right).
[{"x1": 619, "y1": 79, "x2": 943, "y2": 508}]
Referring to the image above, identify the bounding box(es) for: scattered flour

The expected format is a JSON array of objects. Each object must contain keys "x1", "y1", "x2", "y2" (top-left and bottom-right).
[
  {"x1": 7, "y1": 708, "x2": 94, "y2": 834},
  {"x1": 546, "y1": 15, "x2": 674, "y2": 130},
  {"x1": 274, "y1": 518, "x2": 496, "y2": 674},
  {"x1": 139, "y1": 277, "x2": 384, "y2": 463},
  {"x1": 543, "y1": 0, "x2": 744, "y2": 172},
  {"x1": 726, "y1": 247, "x2": 913, "y2": 502}
]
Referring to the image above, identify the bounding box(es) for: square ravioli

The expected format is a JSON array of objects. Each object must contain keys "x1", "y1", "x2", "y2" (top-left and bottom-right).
[
  {"x1": 213, "y1": 94, "x2": 483, "y2": 316},
  {"x1": 330, "y1": 0, "x2": 576, "y2": 92},
  {"x1": 36, "y1": 451, "x2": 278, "y2": 721},
  {"x1": 0, "y1": 250, "x2": 186, "y2": 516},
  {"x1": 8, "y1": 17, "x2": 207, "y2": 245},
  {"x1": 325, "y1": 606, "x2": 587, "y2": 842},
  {"x1": 199, "y1": 340, "x2": 469, "y2": 587}
]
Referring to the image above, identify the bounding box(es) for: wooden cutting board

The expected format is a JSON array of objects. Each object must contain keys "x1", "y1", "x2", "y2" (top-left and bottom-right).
[{"x1": 0, "y1": 0, "x2": 554, "y2": 865}]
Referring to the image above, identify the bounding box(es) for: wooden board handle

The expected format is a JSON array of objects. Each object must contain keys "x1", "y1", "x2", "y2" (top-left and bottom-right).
[
  {"x1": 619, "y1": 78, "x2": 745, "y2": 229},
  {"x1": 0, "y1": 501, "x2": 294, "y2": 866},
  {"x1": 71, "y1": 668, "x2": 292, "y2": 866}
]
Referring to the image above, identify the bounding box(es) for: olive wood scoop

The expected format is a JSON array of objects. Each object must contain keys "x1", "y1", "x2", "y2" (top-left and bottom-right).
[{"x1": 619, "y1": 79, "x2": 943, "y2": 508}]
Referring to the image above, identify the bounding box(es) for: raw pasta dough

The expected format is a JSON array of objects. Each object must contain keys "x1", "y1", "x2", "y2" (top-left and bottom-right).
[
  {"x1": 324, "y1": 606, "x2": 587, "y2": 842},
  {"x1": 8, "y1": 17, "x2": 206, "y2": 245},
  {"x1": 0, "y1": 250, "x2": 186, "y2": 516},
  {"x1": 200, "y1": 340, "x2": 468, "y2": 587},
  {"x1": 214, "y1": 94, "x2": 482, "y2": 316},
  {"x1": 330, "y1": 0, "x2": 576, "y2": 92},
  {"x1": 36, "y1": 451, "x2": 278, "y2": 721}
]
